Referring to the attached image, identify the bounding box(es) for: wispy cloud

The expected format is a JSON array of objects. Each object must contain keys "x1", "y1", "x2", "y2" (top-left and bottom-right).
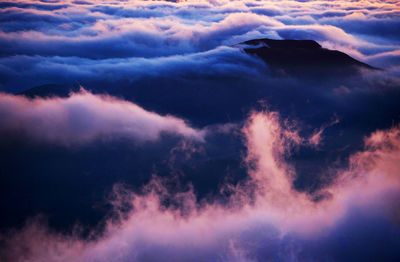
[{"x1": 2, "y1": 109, "x2": 400, "y2": 261}]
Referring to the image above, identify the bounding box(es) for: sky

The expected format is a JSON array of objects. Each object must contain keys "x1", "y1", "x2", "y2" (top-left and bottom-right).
[{"x1": 0, "y1": 0, "x2": 400, "y2": 262}]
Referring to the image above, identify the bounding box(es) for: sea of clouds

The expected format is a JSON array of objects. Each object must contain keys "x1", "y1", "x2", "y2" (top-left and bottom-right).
[{"x1": 0, "y1": 1, "x2": 400, "y2": 261}]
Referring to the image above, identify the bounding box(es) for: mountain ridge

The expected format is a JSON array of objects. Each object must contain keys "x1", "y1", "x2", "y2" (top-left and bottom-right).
[{"x1": 235, "y1": 38, "x2": 378, "y2": 76}]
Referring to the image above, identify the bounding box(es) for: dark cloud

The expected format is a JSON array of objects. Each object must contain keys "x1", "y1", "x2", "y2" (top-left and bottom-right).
[
  {"x1": 72, "y1": 1, "x2": 93, "y2": 5},
  {"x1": 89, "y1": 5, "x2": 166, "y2": 18},
  {"x1": 0, "y1": 46, "x2": 266, "y2": 92},
  {"x1": 0, "y1": 2, "x2": 69, "y2": 11},
  {"x1": 250, "y1": 7, "x2": 281, "y2": 16},
  {"x1": 321, "y1": 17, "x2": 400, "y2": 43}
]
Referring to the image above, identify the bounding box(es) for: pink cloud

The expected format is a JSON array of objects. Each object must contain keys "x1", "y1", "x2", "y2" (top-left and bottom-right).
[
  {"x1": 308, "y1": 116, "x2": 340, "y2": 147},
  {"x1": 0, "y1": 89, "x2": 205, "y2": 145},
  {"x1": 3, "y1": 109, "x2": 400, "y2": 261}
]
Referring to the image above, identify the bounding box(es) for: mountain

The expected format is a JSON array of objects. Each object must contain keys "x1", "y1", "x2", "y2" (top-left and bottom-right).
[{"x1": 236, "y1": 38, "x2": 378, "y2": 77}]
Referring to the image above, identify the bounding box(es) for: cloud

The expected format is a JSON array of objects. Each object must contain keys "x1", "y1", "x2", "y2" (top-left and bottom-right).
[
  {"x1": 2, "y1": 109, "x2": 400, "y2": 261},
  {"x1": 366, "y1": 49, "x2": 400, "y2": 68},
  {"x1": 0, "y1": 0, "x2": 397, "y2": 59},
  {"x1": 0, "y1": 0, "x2": 399, "y2": 92},
  {"x1": 0, "y1": 1, "x2": 69, "y2": 11},
  {"x1": 0, "y1": 89, "x2": 205, "y2": 145},
  {"x1": 0, "y1": 46, "x2": 266, "y2": 92},
  {"x1": 308, "y1": 116, "x2": 340, "y2": 147}
]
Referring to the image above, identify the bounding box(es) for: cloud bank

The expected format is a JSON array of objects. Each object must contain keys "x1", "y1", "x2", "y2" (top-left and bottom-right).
[
  {"x1": 0, "y1": 0, "x2": 399, "y2": 92},
  {"x1": 2, "y1": 109, "x2": 400, "y2": 262},
  {"x1": 0, "y1": 90, "x2": 204, "y2": 144}
]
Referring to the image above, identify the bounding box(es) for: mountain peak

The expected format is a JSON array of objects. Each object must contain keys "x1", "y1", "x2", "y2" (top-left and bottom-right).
[{"x1": 236, "y1": 38, "x2": 378, "y2": 77}]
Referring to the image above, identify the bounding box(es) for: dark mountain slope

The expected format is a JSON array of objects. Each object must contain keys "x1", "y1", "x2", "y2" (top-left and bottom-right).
[{"x1": 237, "y1": 38, "x2": 378, "y2": 77}]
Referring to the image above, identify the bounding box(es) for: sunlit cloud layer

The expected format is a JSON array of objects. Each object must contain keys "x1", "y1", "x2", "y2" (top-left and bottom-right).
[
  {"x1": 0, "y1": 0, "x2": 399, "y2": 92},
  {"x1": 0, "y1": 89, "x2": 205, "y2": 144},
  {"x1": 3, "y1": 109, "x2": 400, "y2": 262}
]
